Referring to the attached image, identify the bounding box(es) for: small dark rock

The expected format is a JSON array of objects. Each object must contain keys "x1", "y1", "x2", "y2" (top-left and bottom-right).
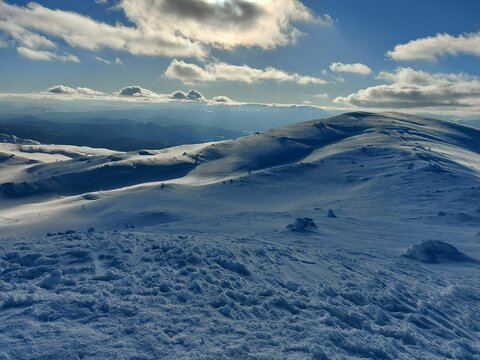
[
  {"x1": 287, "y1": 218, "x2": 317, "y2": 232},
  {"x1": 327, "y1": 209, "x2": 337, "y2": 218}
]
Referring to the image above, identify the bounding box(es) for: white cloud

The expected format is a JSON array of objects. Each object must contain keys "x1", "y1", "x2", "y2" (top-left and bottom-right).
[
  {"x1": 46, "y1": 85, "x2": 77, "y2": 94},
  {"x1": 329, "y1": 62, "x2": 372, "y2": 75},
  {"x1": 95, "y1": 56, "x2": 123, "y2": 64},
  {"x1": 334, "y1": 67, "x2": 480, "y2": 108},
  {"x1": 3, "y1": 84, "x2": 342, "y2": 111},
  {"x1": 0, "y1": 20, "x2": 56, "y2": 49},
  {"x1": 116, "y1": 86, "x2": 207, "y2": 101},
  {"x1": 76, "y1": 87, "x2": 105, "y2": 96},
  {"x1": 17, "y1": 47, "x2": 80, "y2": 62},
  {"x1": 38, "y1": 84, "x2": 244, "y2": 105},
  {"x1": 120, "y1": 0, "x2": 332, "y2": 50},
  {"x1": 0, "y1": 0, "x2": 330, "y2": 60},
  {"x1": 387, "y1": 32, "x2": 480, "y2": 61},
  {"x1": 165, "y1": 59, "x2": 327, "y2": 85},
  {"x1": 46, "y1": 85, "x2": 104, "y2": 95},
  {"x1": 95, "y1": 56, "x2": 110, "y2": 64},
  {"x1": 212, "y1": 95, "x2": 234, "y2": 103},
  {"x1": 117, "y1": 86, "x2": 160, "y2": 97},
  {"x1": 170, "y1": 89, "x2": 206, "y2": 101},
  {"x1": 44, "y1": 84, "x2": 214, "y2": 102},
  {"x1": 0, "y1": 1, "x2": 206, "y2": 59}
]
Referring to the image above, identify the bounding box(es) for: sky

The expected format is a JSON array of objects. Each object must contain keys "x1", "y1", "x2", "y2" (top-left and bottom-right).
[{"x1": 0, "y1": 0, "x2": 480, "y2": 116}]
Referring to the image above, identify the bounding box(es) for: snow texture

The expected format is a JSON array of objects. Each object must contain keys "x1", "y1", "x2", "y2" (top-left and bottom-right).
[{"x1": 0, "y1": 231, "x2": 478, "y2": 359}]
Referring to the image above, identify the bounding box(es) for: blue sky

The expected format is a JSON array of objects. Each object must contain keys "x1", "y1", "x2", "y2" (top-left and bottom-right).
[{"x1": 0, "y1": 0, "x2": 479, "y2": 114}]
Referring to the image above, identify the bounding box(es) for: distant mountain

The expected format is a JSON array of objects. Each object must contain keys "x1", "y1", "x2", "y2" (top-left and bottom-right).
[
  {"x1": 0, "y1": 117, "x2": 243, "y2": 151},
  {"x1": 0, "y1": 100, "x2": 330, "y2": 132},
  {"x1": 458, "y1": 117, "x2": 480, "y2": 129},
  {"x1": 0, "y1": 133, "x2": 40, "y2": 145}
]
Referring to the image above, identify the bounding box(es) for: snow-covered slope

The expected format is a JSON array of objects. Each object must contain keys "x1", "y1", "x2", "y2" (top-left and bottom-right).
[{"x1": 0, "y1": 112, "x2": 479, "y2": 359}]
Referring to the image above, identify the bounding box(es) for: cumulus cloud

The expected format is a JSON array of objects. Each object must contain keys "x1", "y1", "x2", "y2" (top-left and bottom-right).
[
  {"x1": 212, "y1": 95, "x2": 234, "y2": 103},
  {"x1": 117, "y1": 86, "x2": 159, "y2": 97},
  {"x1": 120, "y1": 0, "x2": 332, "y2": 50},
  {"x1": 387, "y1": 32, "x2": 480, "y2": 61},
  {"x1": 117, "y1": 86, "x2": 209, "y2": 101},
  {"x1": 0, "y1": 0, "x2": 330, "y2": 60},
  {"x1": 329, "y1": 62, "x2": 372, "y2": 75},
  {"x1": 17, "y1": 47, "x2": 80, "y2": 62},
  {"x1": 46, "y1": 85, "x2": 104, "y2": 95},
  {"x1": 170, "y1": 89, "x2": 206, "y2": 101},
  {"x1": 165, "y1": 59, "x2": 327, "y2": 85},
  {"x1": 334, "y1": 67, "x2": 480, "y2": 108}
]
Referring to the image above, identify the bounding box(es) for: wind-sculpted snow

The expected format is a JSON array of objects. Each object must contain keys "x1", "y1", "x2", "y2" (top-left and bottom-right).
[
  {"x1": 0, "y1": 231, "x2": 478, "y2": 359},
  {"x1": 402, "y1": 240, "x2": 474, "y2": 263}
]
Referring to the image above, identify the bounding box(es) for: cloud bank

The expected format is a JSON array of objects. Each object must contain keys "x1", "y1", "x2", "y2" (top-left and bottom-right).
[
  {"x1": 43, "y1": 85, "x2": 214, "y2": 102},
  {"x1": 165, "y1": 59, "x2": 327, "y2": 85},
  {"x1": 23, "y1": 85, "x2": 329, "y2": 110},
  {"x1": 334, "y1": 67, "x2": 480, "y2": 108}
]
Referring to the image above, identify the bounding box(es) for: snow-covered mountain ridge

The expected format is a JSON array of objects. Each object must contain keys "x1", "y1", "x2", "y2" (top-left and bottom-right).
[
  {"x1": 0, "y1": 112, "x2": 479, "y2": 359},
  {"x1": 1, "y1": 111, "x2": 479, "y2": 236},
  {"x1": 2, "y1": 111, "x2": 480, "y2": 195}
]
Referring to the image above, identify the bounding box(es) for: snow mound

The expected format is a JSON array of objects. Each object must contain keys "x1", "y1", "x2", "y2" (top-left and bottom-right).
[{"x1": 402, "y1": 240, "x2": 473, "y2": 263}]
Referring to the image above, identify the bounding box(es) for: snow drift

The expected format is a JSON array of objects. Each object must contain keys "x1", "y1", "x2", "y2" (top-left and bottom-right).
[{"x1": 402, "y1": 240, "x2": 474, "y2": 263}]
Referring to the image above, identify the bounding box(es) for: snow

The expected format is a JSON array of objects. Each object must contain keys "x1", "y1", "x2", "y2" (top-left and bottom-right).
[
  {"x1": 402, "y1": 240, "x2": 474, "y2": 263},
  {"x1": 0, "y1": 111, "x2": 479, "y2": 358},
  {"x1": 0, "y1": 134, "x2": 40, "y2": 145},
  {"x1": 0, "y1": 231, "x2": 478, "y2": 359}
]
